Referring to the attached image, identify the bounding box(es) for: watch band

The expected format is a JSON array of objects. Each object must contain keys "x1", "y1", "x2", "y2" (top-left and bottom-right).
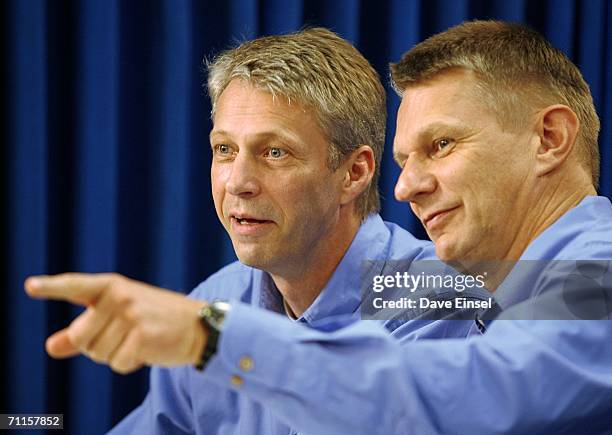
[{"x1": 195, "y1": 301, "x2": 231, "y2": 371}]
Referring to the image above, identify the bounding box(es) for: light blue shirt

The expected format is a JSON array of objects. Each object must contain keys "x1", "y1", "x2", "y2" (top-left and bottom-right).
[
  {"x1": 197, "y1": 196, "x2": 612, "y2": 434},
  {"x1": 109, "y1": 215, "x2": 490, "y2": 434}
]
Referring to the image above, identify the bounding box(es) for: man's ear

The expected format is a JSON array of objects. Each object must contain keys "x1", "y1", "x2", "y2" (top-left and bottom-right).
[
  {"x1": 339, "y1": 145, "x2": 375, "y2": 206},
  {"x1": 534, "y1": 104, "x2": 580, "y2": 177}
]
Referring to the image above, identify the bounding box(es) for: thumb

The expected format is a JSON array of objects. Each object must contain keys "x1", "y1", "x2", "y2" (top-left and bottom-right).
[{"x1": 46, "y1": 329, "x2": 81, "y2": 359}]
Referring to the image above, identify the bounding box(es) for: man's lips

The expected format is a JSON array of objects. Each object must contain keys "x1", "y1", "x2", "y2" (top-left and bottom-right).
[
  {"x1": 229, "y1": 213, "x2": 274, "y2": 236},
  {"x1": 422, "y1": 206, "x2": 460, "y2": 232},
  {"x1": 232, "y1": 217, "x2": 271, "y2": 225},
  {"x1": 229, "y1": 212, "x2": 273, "y2": 224}
]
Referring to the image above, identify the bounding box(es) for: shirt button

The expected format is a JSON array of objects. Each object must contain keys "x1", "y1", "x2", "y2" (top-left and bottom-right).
[
  {"x1": 239, "y1": 356, "x2": 254, "y2": 372},
  {"x1": 230, "y1": 375, "x2": 243, "y2": 387}
]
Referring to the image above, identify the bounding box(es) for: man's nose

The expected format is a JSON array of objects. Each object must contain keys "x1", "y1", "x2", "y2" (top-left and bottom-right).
[
  {"x1": 394, "y1": 158, "x2": 437, "y2": 203},
  {"x1": 226, "y1": 154, "x2": 261, "y2": 197}
]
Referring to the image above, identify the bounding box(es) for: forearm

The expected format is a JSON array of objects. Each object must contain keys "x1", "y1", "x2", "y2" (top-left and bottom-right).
[
  {"x1": 201, "y1": 303, "x2": 426, "y2": 434},
  {"x1": 202, "y1": 303, "x2": 612, "y2": 434}
]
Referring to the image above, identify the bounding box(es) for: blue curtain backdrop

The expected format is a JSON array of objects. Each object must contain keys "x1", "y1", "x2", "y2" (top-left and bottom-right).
[{"x1": 3, "y1": 0, "x2": 611, "y2": 433}]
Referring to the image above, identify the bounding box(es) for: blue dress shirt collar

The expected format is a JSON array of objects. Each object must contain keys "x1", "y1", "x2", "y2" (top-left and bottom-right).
[{"x1": 250, "y1": 214, "x2": 391, "y2": 324}]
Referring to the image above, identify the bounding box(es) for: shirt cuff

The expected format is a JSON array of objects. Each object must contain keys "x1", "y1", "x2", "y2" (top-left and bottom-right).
[{"x1": 199, "y1": 302, "x2": 306, "y2": 395}]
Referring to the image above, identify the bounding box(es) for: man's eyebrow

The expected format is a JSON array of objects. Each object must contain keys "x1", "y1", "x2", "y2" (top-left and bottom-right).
[
  {"x1": 417, "y1": 121, "x2": 467, "y2": 139},
  {"x1": 210, "y1": 129, "x2": 305, "y2": 146},
  {"x1": 209, "y1": 130, "x2": 230, "y2": 141}
]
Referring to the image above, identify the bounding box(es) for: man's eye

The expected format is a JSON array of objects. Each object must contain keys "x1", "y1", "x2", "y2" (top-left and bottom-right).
[
  {"x1": 216, "y1": 144, "x2": 230, "y2": 154},
  {"x1": 434, "y1": 138, "x2": 454, "y2": 153},
  {"x1": 266, "y1": 147, "x2": 287, "y2": 159}
]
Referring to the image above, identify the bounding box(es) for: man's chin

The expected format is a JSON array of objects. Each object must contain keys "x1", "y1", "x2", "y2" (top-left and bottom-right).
[
  {"x1": 236, "y1": 254, "x2": 264, "y2": 268},
  {"x1": 434, "y1": 237, "x2": 461, "y2": 264},
  {"x1": 435, "y1": 240, "x2": 491, "y2": 276},
  {"x1": 235, "y1": 249, "x2": 274, "y2": 270}
]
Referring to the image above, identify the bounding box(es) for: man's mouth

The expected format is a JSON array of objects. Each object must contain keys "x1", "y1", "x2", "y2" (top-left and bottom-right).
[
  {"x1": 423, "y1": 206, "x2": 460, "y2": 232},
  {"x1": 233, "y1": 217, "x2": 270, "y2": 225},
  {"x1": 229, "y1": 214, "x2": 274, "y2": 235}
]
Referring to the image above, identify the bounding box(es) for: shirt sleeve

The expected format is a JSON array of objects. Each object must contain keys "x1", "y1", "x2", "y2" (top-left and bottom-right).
[{"x1": 201, "y1": 302, "x2": 612, "y2": 435}]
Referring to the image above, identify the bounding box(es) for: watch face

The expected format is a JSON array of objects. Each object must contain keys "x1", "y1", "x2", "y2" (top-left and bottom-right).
[
  {"x1": 212, "y1": 300, "x2": 232, "y2": 314},
  {"x1": 208, "y1": 301, "x2": 232, "y2": 330}
]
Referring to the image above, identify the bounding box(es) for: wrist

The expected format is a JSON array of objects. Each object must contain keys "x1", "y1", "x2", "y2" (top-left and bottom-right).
[
  {"x1": 191, "y1": 302, "x2": 210, "y2": 365},
  {"x1": 195, "y1": 300, "x2": 231, "y2": 371}
]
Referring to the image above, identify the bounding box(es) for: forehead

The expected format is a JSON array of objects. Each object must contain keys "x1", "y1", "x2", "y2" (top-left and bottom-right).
[
  {"x1": 211, "y1": 79, "x2": 329, "y2": 153},
  {"x1": 394, "y1": 70, "x2": 490, "y2": 146},
  {"x1": 399, "y1": 69, "x2": 483, "y2": 120}
]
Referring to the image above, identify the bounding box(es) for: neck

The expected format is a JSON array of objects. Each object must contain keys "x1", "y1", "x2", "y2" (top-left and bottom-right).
[
  {"x1": 470, "y1": 171, "x2": 595, "y2": 290},
  {"x1": 453, "y1": 261, "x2": 518, "y2": 292},
  {"x1": 271, "y1": 211, "x2": 363, "y2": 317},
  {"x1": 515, "y1": 170, "x2": 595, "y2": 259}
]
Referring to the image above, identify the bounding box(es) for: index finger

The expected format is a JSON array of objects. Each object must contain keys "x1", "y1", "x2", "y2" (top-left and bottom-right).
[{"x1": 24, "y1": 273, "x2": 116, "y2": 306}]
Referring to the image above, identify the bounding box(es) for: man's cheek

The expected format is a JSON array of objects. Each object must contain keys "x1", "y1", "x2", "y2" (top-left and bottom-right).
[{"x1": 210, "y1": 190, "x2": 224, "y2": 221}]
